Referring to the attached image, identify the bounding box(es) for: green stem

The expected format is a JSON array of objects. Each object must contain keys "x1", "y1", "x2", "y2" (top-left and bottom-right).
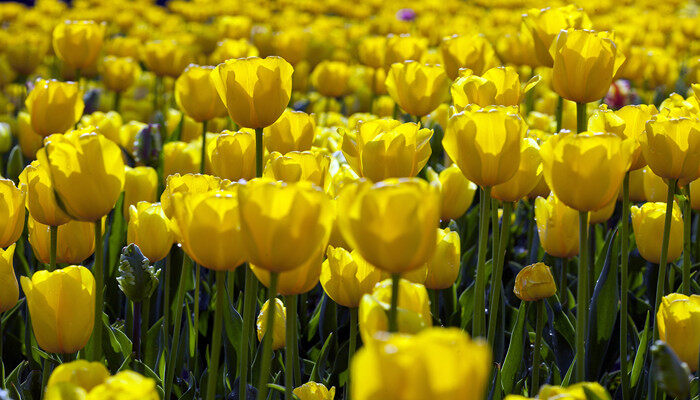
[
  {"x1": 140, "y1": 296, "x2": 150, "y2": 366},
  {"x1": 41, "y1": 357, "x2": 52, "y2": 398},
  {"x1": 49, "y1": 225, "x2": 58, "y2": 272},
  {"x1": 114, "y1": 91, "x2": 121, "y2": 113},
  {"x1": 284, "y1": 295, "x2": 297, "y2": 400},
  {"x1": 200, "y1": 120, "x2": 208, "y2": 174},
  {"x1": 532, "y1": 300, "x2": 546, "y2": 395},
  {"x1": 621, "y1": 172, "x2": 631, "y2": 400},
  {"x1": 257, "y1": 272, "x2": 279, "y2": 400},
  {"x1": 487, "y1": 201, "x2": 513, "y2": 348},
  {"x1": 240, "y1": 266, "x2": 258, "y2": 398},
  {"x1": 652, "y1": 180, "x2": 677, "y2": 341},
  {"x1": 575, "y1": 210, "x2": 589, "y2": 382},
  {"x1": 164, "y1": 255, "x2": 191, "y2": 400},
  {"x1": 162, "y1": 254, "x2": 171, "y2": 367},
  {"x1": 193, "y1": 263, "x2": 201, "y2": 377},
  {"x1": 473, "y1": 186, "x2": 492, "y2": 338},
  {"x1": 388, "y1": 273, "x2": 400, "y2": 332},
  {"x1": 576, "y1": 102, "x2": 587, "y2": 133},
  {"x1": 90, "y1": 221, "x2": 104, "y2": 361},
  {"x1": 555, "y1": 96, "x2": 564, "y2": 132},
  {"x1": 559, "y1": 258, "x2": 568, "y2": 310},
  {"x1": 491, "y1": 198, "x2": 500, "y2": 255},
  {"x1": 133, "y1": 301, "x2": 142, "y2": 361},
  {"x1": 206, "y1": 271, "x2": 227, "y2": 400},
  {"x1": 256, "y1": 128, "x2": 264, "y2": 177},
  {"x1": 0, "y1": 313, "x2": 4, "y2": 390},
  {"x1": 682, "y1": 185, "x2": 691, "y2": 295},
  {"x1": 429, "y1": 289, "x2": 439, "y2": 324},
  {"x1": 346, "y1": 308, "x2": 358, "y2": 400}
]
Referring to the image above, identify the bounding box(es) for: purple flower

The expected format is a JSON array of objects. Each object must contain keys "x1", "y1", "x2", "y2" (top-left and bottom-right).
[{"x1": 396, "y1": 8, "x2": 416, "y2": 21}]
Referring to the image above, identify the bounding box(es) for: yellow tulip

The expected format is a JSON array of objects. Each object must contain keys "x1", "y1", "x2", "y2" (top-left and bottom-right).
[
  {"x1": 217, "y1": 15, "x2": 252, "y2": 39},
  {"x1": 100, "y1": 56, "x2": 141, "y2": 93},
  {"x1": 52, "y1": 20, "x2": 105, "y2": 70},
  {"x1": 358, "y1": 36, "x2": 386, "y2": 69},
  {"x1": 211, "y1": 56, "x2": 293, "y2": 129},
  {"x1": 6, "y1": 30, "x2": 49, "y2": 76},
  {"x1": 79, "y1": 111, "x2": 123, "y2": 144},
  {"x1": 351, "y1": 327, "x2": 491, "y2": 400},
  {"x1": 162, "y1": 141, "x2": 200, "y2": 179},
  {"x1": 175, "y1": 64, "x2": 227, "y2": 123},
  {"x1": 440, "y1": 34, "x2": 500, "y2": 80},
  {"x1": 0, "y1": 178, "x2": 26, "y2": 248},
  {"x1": 657, "y1": 293, "x2": 700, "y2": 372},
  {"x1": 534, "y1": 194, "x2": 579, "y2": 258},
  {"x1": 252, "y1": 250, "x2": 322, "y2": 296},
  {"x1": 123, "y1": 166, "x2": 157, "y2": 217},
  {"x1": 170, "y1": 190, "x2": 245, "y2": 271},
  {"x1": 160, "y1": 173, "x2": 224, "y2": 218},
  {"x1": 86, "y1": 371, "x2": 159, "y2": 400},
  {"x1": 538, "y1": 382, "x2": 612, "y2": 400},
  {"x1": 105, "y1": 36, "x2": 142, "y2": 59},
  {"x1": 605, "y1": 104, "x2": 658, "y2": 170},
  {"x1": 263, "y1": 109, "x2": 315, "y2": 154},
  {"x1": 25, "y1": 79, "x2": 84, "y2": 137},
  {"x1": 256, "y1": 298, "x2": 286, "y2": 350},
  {"x1": 0, "y1": 243, "x2": 18, "y2": 313},
  {"x1": 444, "y1": 106, "x2": 525, "y2": 187},
  {"x1": 385, "y1": 61, "x2": 448, "y2": 117},
  {"x1": 550, "y1": 30, "x2": 625, "y2": 104},
  {"x1": 424, "y1": 228, "x2": 461, "y2": 290},
  {"x1": 207, "y1": 130, "x2": 255, "y2": 181},
  {"x1": 209, "y1": 38, "x2": 259, "y2": 65},
  {"x1": 523, "y1": 5, "x2": 592, "y2": 67},
  {"x1": 641, "y1": 167, "x2": 667, "y2": 202},
  {"x1": 628, "y1": 169, "x2": 646, "y2": 202},
  {"x1": 127, "y1": 202, "x2": 175, "y2": 263},
  {"x1": 426, "y1": 164, "x2": 477, "y2": 221},
  {"x1": 21, "y1": 265, "x2": 95, "y2": 354},
  {"x1": 28, "y1": 217, "x2": 95, "y2": 265},
  {"x1": 16, "y1": 112, "x2": 44, "y2": 160},
  {"x1": 19, "y1": 160, "x2": 71, "y2": 227},
  {"x1": 238, "y1": 179, "x2": 333, "y2": 273},
  {"x1": 492, "y1": 137, "x2": 543, "y2": 203},
  {"x1": 47, "y1": 360, "x2": 109, "y2": 392},
  {"x1": 513, "y1": 262, "x2": 557, "y2": 301},
  {"x1": 38, "y1": 131, "x2": 125, "y2": 222},
  {"x1": 631, "y1": 202, "x2": 683, "y2": 264},
  {"x1": 272, "y1": 28, "x2": 309, "y2": 66},
  {"x1": 452, "y1": 67, "x2": 540, "y2": 109},
  {"x1": 320, "y1": 245, "x2": 384, "y2": 308},
  {"x1": 337, "y1": 178, "x2": 439, "y2": 274},
  {"x1": 385, "y1": 34, "x2": 428, "y2": 69},
  {"x1": 311, "y1": 61, "x2": 351, "y2": 98},
  {"x1": 141, "y1": 40, "x2": 192, "y2": 78},
  {"x1": 359, "y1": 278, "x2": 431, "y2": 343},
  {"x1": 540, "y1": 132, "x2": 634, "y2": 212},
  {"x1": 293, "y1": 382, "x2": 336, "y2": 400},
  {"x1": 589, "y1": 195, "x2": 617, "y2": 225},
  {"x1": 341, "y1": 119, "x2": 432, "y2": 182},
  {"x1": 263, "y1": 151, "x2": 330, "y2": 189},
  {"x1": 641, "y1": 113, "x2": 700, "y2": 186}
]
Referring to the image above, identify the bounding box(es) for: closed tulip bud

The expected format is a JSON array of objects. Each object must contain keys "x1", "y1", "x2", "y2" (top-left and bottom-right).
[
  {"x1": 100, "y1": 56, "x2": 141, "y2": 93},
  {"x1": 160, "y1": 173, "x2": 224, "y2": 218},
  {"x1": 358, "y1": 36, "x2": 386, "y2": 69},
  {"x1": 0, "y1": 178, "x2": 25, "y2": 248},
  {"x1": 641, "y1": 114, "x2": 700, "y2": 186},
  {"x1": 311, "y1": 61, "x2": 351, "y2": 98},
  {"x1": 79, "y1": 111, "x2": 123, "y2": 144},
  {"x1": 86, "y1": 371, "x2": 159, "y2": 400},
  {"x1": 359, "y1": 278, "x2": 431, "y2": 343},
  {"x1": 338, "y1": 178, "x2": 439, "y2": 273},
  {"x1": 117, "y1": 243, "x2": 160, "y2": 303},
  {"x1": 211, "y1": 56, "x2": 293, "y2": 129},
  {"x1": 25, "y1": 79, "x2": 84, "y2": 137},
  {"x1": 127, "y1": 202, "x2": 174, "y2": 263},
  {"x1": 238, "y1": 179, "x2": 333, "y2": 273},
  {"x1": 538, "y1": 382, "x2": 611, "y2": 400},
  {"x1": 341, "y1": 119, "x2": 432, "y2": 182},
  {"x1": 21, "y1": 266, "x2": 95, "y2": 353},
  {"x1": 293, "y1": 382, "x2": 336, "y2": 400},
  {"x1": 513, "y1": 262, "x2": 557, "y2": 301},
  {"x1": 6, "y1": 31, "x2": 49, "y2": 76},
  {"x1": 540, "y1": 132, "x2": 634, "y2": 212},
  {"x1": 424, "y1": 228, "x2": 460, "y2": 290},
  {"x1": 444, "y1": 106, "x2": 525, "y2": 188},
  {"x1": 426, "y1": 164, "x2": 477, "y2": 221},
  {"x1": 550, "y1": 30, "x2": 625, "y2": 104},
  {"x1": 38, "y1": 131, "x2": 125, "y2": 222},
  {"x1": 257, "y1": 298, "x2": 286, "y2": 350},
  {"x1": 272, "y1": 28, "x2": 309, "y2": 66},
  {"x1": 656, "y1": 293, "x2": 700, "y2": 372},
  {"x1": 142, "y1": 40, "x2": 191, "y2": 78},
  {"x1": 452, "y1": 67, "x2": 540, "y2": 109},
  {"x1": 492, "y1": 138, "x2": 543, "y2": 203},
  {"x1": 16, "y1": 112, "x2": 43, "y2": 160},
  {"x1": 523, "y1": 5, "x2": 592, "y2": 67},
  {"x1": 252, "y1": 250, "x2": 322, "y2": 296},
  {"x1": 170, "y1": 190, "x2": 245, "y2": 271},
  {"x1": 206, "y1": 130, "x2": 254, "y2": 181},
  {"x1": 605, "y1": 104, "x2": 658, "y2": 170},
  {"x1": 385, "y1": 34, "x2": 428, "y2": 69},
  {"x1": 47, "y1": 360, "x2": 109, "y2": 392},
  {"x1": 352, "y1": 327, "x2": 491, "y2": 400},
  {"x1": 320, "y1": 246, "x2": 383, "y2": 308},
  {"x1": 28, "y1": 217, "x2": 95, "y2": 265},
  {"x1": 535, "y1": 194, "x2": 579, "y2": 258},
  {"x1": 0, "y1": 244, "x2": 18, "y2": 313},
  {"x1": 440, "y1": 34, "x2": 500, "y2": 80},
  {"x1": 209, "y1": 38, "x2": 259, "y2": 65},
  {"x1": 386, "y1": 61, "x2": 448, "y2": 118},
  {"x1": 19, "y1": 160, "x2": 71, "y2": 227},
  {"x1": 175, "y1": 64, "x2": 226, "y2": 123},
  {"x1": 589, "y1": 195, "x2": 617, "y2": 224},
  {"x1": 264, "y1": 151, "x2": 330, "y2": 188},
  {"x1": 631, "y1": 202, "x2": 683, "y2": 264},
  {"x1": 263, "y1": 109, "x2": 315, "y2": 154},
  {"x1": 162, "y1": 141, "x2": 200, "y2": 179},
  {"x1": 123, "y1": 166, "x2": 157, "y2": 217},
  {"x1": 52, "y1": 20, "x2": 105, "y2": 70},
  {"x1": 105, "y1": 36, "x2": 142, "y2": 59}
]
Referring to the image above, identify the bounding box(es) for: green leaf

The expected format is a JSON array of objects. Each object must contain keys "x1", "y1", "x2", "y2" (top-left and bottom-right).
[
  {"x1": 546, "y1": 295, "x2": 575, "y2": 350},
  {"x1": 309, "y1": 332, "x2": 335, "y2": 383},
  {"x1": 223, "y1": 292, "x2": 244, "y2": 355},
  {"x1": 562, "y1": 358, "x2": 575, "y2": 386},
  {"x1": 501, "y1": 301, "x2": 527, "y2": 395},
  {"x1": 630, "y1": 312, "x2": 650, "y2": 388},
  {"x1": 4, "y1": 360, "x2": 27, "y2": 389},
  {"x1": 458, "y1": 283, "x2": 475, "y2": 330}
]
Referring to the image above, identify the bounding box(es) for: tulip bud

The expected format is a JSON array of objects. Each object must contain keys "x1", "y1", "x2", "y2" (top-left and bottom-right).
[
  {"x1": 656, "y1": 293, "x2": 700, "y2": 372},
  {"x1": 263, "y1": 109, "x2": 315, "y2": 154},
  {"x1": 385, "y1": 34, "x2": 428, "y2": 68},
  {"x1": 87, "y1": 371, "x2": 160, "y2": 400},
  {"x1": 209, "y1": 130, "x2": 256, "y2": 181},
  {"x1": 28, "y1": 217, "x2": 95, "y2": 265},
  {"x1": 257, "y1": 298, "x2": 286, "y2": 350},
  {"x1": 21, "y1": 266, "x2": 96, "y2": 354},
  {"x1": 0, "y1": 244, "x2": 19, "y2": 313},
  {"x1": 79, "y1": 111, "x2": 123, "y2": 144},
  {"x1": 534, "y1": 194, "x2": 579, "y2": 258},
  {"x1": 293, "y1": 382, "x2": 336, "y2": 400},
  {"x1": 209, "y1": 38, "x2": 259, "y2": 65},
  {"x1": 117, "y1": 244, "x2": 160, "y2": 303},
  {"x1": 0, "y1": 178, "x2": 25, "y2": 248},
  {"x1": 631, "y1": 202, "x2": 683, "y2": 264},
  {"x1": 123, "y1": 166, "x2": 157, "y2": 216},
  {"x1": 426, "y1": 164, "x2": 477, "y2": 221},
  {"x1": 424, "y1": 228, "x2": 461, "y2": 290},
  {"x1": 100, "y1": 56, "x2": 141, "y2": 93},
  {"x1": 320, "y1": 246, "x2": 384, "y2": 308},
  {"x1": 127, "y1": 202, "x2": 175, "y2": 263},
  {"x1": 358, "y1": 36, "x2": 386, "y2": 69},
  {"x1": 440, "y1": 34, "x2": 500, "y2": 80},
  {"x1": 6, "y1": 31, "x2": 49, "y2": 76},
  {"x1": 162, "y1": 141, "x2": 200, "y2": 179},
  {"x1": 52, "y1": 20, "x2": 105, "y2": 70},
  {"x1": 641, "y1": 113, "x2": 700, "y2": 186},
  {"x1": 263, "y1": 151, "x2": 330, "y2": 189},
  {"x1": 25, "y1": 79, "x2": 84, "y2": 137},
  {"x1": 311, "y1": 61, "x2": 351, "y2": 98},
  {"x1": 522, "y1": 5, "x2": 592, "y2": 67},
  {"x1": 47, "y1": 360, "x2": 110, "y2": 392},
  {"x1": 386, "y1": 61, "x2": 448, "y2": 117},
  {"x1": 142, "y1": 40, "x2": 192, "y2": 78},
  {"x1": 513, "y1": 262, "x2": 557, "y2": 301},
  {"x1": 175, "y1": 64, "x2": 226, "y2": 123},
  {"x1": 160, "y1": 173, "x2": 224, "y2": 218}
]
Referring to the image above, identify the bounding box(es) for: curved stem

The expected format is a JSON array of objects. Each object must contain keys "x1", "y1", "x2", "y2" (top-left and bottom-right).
[
  {"x1": 620, "y1": 172, "x2": 631, "y2": 400},
  {"x1": 682, "y1": 184, "x2": 691, "y2": 295},
  {"x1": 49, "y1": 225, "x2": 58, "y2": 272},
  {"x1": 164, "y1": 255, "x2": 191, "y2": 400},
  {"x1": 575, "y1": 210, "x2": 589, "y2": 382},
  {"x1": 388, "y1": 273, "x2": 400, "y2": 332},
  {"x1": 532, "y1": 300, "x2": 546, "y2": 395},
  {"x1": 488, "y1": 201, "x2": 513, "y2": 348},
  {"x1": 473, "y1": 186, "x2": 492, "y2": 338},
  {"x1": 257, "y1": 272, "x2": 279, "y2": 400},
  {"x1": 285, "y1": 295, "x2": 297, "y2": 400},
  {"x1": 200, "y1": 120, "x2": 208, "y2": 174},
  {"x1": 206, "y1": 271, "x2": 227, "y2": 400}
]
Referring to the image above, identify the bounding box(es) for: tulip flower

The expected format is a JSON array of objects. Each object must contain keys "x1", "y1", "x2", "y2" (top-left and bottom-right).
[
  {"x1": 79, "y1": 111, "x2": 123, "y2": 144},
  {"x1": 320, "y1": 246, "x2": 384, "y2": 308},
  {"x1": 52, "y1": 20, "x2": 105, "y2": 70},
  {"x1": 16, "y1": 112, "x2": 44, "y2": 159},
  {"x1": 100, "y1": 56, "x2": 141, "y2": 94},
  {"x1": 0, "y1": 178, "x2": 26, "y2": 248},
  {"x1": 6, "y1": 31, "x2": 49, "y2": 76},
  {"x1": 491, "y1": 137, "x2": 543, "y2": 203},
  {"x1": 535, "y1": 195, "x2": 579, "y2": 257},
  {"x1": 211, "y1": 56, "x2": 293, "y2": 129},
  {"x1": 272, "y1": 28, "x2": 309, "y2": 66},
  {"x1": 424, "y1": 228, "x2": 461, "y2": 290},
  {"x1": 263, "y1": 151, "x2": 330, "y2": 190},
  {"x1": 19, "y1": 160, "x2": 70, "y2": 227},
  {"x1": 0, "y1": 243, "x2": 19, "y2": 313},
  {"x1": 127, "y1": 202, "x2": 175, "y2": 263},
  {"x1": 351, "y1": 327, "x2": 491, "y2": 400},
  {"x1": 263, "y1": 109, "x2": 315, "y2": 154},
  {"x1": 21, "y1": 266, "x2": 95, "y2": 354},
  {"x1": 25, "y1": 79, "x2": 84, "y2": 137},
  {"x1": 251, "y1": 249, "x2": 322, "y2": 296},
  {"x1": 606, "y1": 104, "x2": 658, "y2": 171},
  {"x1": 311, "y1": 61, "x2": 351, "y2": 98},
  {"x1": 28, "y1": 217, "x2": 95, "y2": 265},
  {"x1": 452, "y1": 66, "x2": 540, "y2": 109},
  {"x1": 426, "y1": 164, "x2": 477, "y2": 221},
  {"x1": 256, "y1": 298, "x2": 286, "y2": 350},
  {"x1": 440, "y1": 34, "x2": 500, "y2": 80},
  {"x1": 656, "y1": 293, "x2": 700, "y2": 372},
  {"x1": 641, "y1": 113, "x2": 700, "y2": 186},
  {"x1": 47, "y1": 360, "x2": 110, "y2": 392},
  {"x1": 589, "y1": 196, "x2": 617, "y2": 225},
  {"x1": 631, "y1": 202, "x2": 683, "y2": 264},
  {"x1": 160, "y1": 173, "x2": 224, "y2": 218},
  {"x1": 293, "y1": 382, "x2": 336, "y2": 400},
  {"x1": 123, "y1": 166, "x2": 157, "y2": 217},
  {"x1": 537, "y1": 382, "x2": 612, "y2": 400},
  {"x1": 210, "y1": 38, "x2": 259, "y2": 64},
  {"x1": 385, "y1": 61, "x2": 449, "y2": 118},
  {"x1": 209, "y1": 130, "x2": 256, "y2": 181},
  {"x1": 341, "y1": 119, "x2": 432, "y2": 182},
  {"x1": 175, "y1": 64, "x2": 227, "y2": 123},
  {"x1": 162, "y1": 141, "x2": 201, "y2": 179},
  {"x1": 358, "y1": 36, "x2": 386, "y2": 69},
  {"x1": 513, "y1": 263, "x2": 557, "y2": 302},
  {"x1": 523, "y1": 5, "x2": 592, "y2": 67},
  {"x1": 384, "y1": 34, "x2": 428, "y2": 68},
  {"x1": 142, "y1": 40, "x2": 191, "y2": 78},
  {"x1": 86, "y1": 371, "x2": 160, "y2": 400}
]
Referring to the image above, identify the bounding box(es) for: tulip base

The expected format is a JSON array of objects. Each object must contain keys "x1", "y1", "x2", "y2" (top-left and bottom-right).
[
  {"x1": 257, "y1": 272, "x2": 279, "y2": 400},
  {"x1": 575, "y1": 210, "x2": 589, "y2": 383},
  {"x1": 388, "y1": 273, "x2": 400, "y2": 332},
  {"x1": 206, "y1": 270, "x2": 227, "y2": 400}
]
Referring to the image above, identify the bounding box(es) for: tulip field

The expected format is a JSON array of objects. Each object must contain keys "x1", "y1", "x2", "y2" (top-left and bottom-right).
[{"x1": 1, "y1": 0, "x2": 700, "y2": 399}]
